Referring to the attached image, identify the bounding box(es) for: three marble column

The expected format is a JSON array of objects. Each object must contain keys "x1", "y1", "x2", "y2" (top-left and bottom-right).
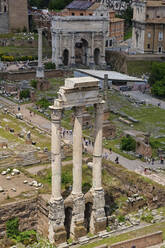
[{"x1": 49, "y1": 102, "x2": 106, "y2": 243}]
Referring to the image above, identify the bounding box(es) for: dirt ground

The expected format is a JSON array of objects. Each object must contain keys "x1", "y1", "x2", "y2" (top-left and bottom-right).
[{"x1": 0, "y1": 172, "x2": 39, "y2": 203}]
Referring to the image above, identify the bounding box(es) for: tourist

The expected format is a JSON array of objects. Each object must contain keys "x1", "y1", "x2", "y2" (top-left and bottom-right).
[
  {"x1": 151, "y1": 157, "x2": 155, "y2": 165},
  {"x1": 109, "y1": 148, "x2": 112, "y2": 154},
  {"x1": 160, "y1": 156, "x2": 164, "y2": 164},
  {"x1": 115, "y1": 156, "x2": 119, "y2": 164}
]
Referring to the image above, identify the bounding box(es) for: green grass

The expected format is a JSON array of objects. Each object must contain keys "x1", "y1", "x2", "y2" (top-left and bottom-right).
[
  {"x1": 127, "y1": 60, "x2": 154, "y2": 76},
  {"x1": 0, "y1": 46, "x2": 51, "y2": 57},
  {"x1": 108, "y1": 91, "x2": 165, "y2": 137}
]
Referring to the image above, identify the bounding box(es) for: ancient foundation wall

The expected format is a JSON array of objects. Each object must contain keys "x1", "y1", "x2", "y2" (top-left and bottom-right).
[
  {"x1": 37, "y1": 196, "x2": 49, "y2": 238},
  {"x1": 0, "y1": 13, "x2": 9, "y2": 34},
  {"x1": 0, "y1": 197, "x2": 38, "y2": 238},
  {"x1": 0, "y1": 69, "x2": 72, "y2": 81},
  {"x1": 110, "y1": 231, "x2": 163, "y2": 248}
]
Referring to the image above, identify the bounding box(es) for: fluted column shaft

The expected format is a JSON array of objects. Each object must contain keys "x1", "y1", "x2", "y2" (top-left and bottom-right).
[
  {"x1": 38, "y1": 28, "x2": 43, "y2": 67},
  {"x1": 92, "y1": 102, "x2": 104, "y2": 190},
  {"x1": 72, "y1": 107, "x2": 83, "y2": 195},
  {"x1": 51, "y1": 108, "x2": 62, "y2": 200}
]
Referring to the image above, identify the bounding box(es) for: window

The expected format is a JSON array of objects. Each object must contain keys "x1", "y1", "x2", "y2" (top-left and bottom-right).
[
  {"x1": 147, "y1": 44, "x2": 150, "y2": 49},
  {"x1": 148, "y1": 32, "x2": 151, "y2": 39},
  {"x1": 80, "y1": 13, "x2": 83, "y2": 16},
  {"x1": 158, "y1": 32, "x2": 163, "y2": 41},
  {"x1": 72, "y1": 13, "x2": 75, "y2": 16},
  {"x1": 109, "y1": 40, "x2": 112, "y2": 46}
]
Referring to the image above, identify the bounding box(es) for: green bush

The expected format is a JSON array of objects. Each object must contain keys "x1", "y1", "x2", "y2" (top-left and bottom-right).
[
  {"x1": 20, "y1": 89, "x2": 30, "y2": 99},
  {"x1": 118, "y1": 215, "x2": 125, "y2": 223},
  {"x1": 16, "y1": 230, "x2": 37, "y2": 245},
  {"x1": 82, "y1": 182, "x2": 91, "y2": 193},
  {"x1": 120, "y1": 135, "x2": 136, "y2": 152},
  {"x1": 44, "y1": 62, "x2": 56, "y2": 70},
  {"x1": 36, "y1": 98, "x2": 50, "y2": 109},
  {"x1": 141, "y1": 214, "x2": 153, "y2": 223},
  {"x1": 62, "y1": 171, "x2": 72, "y2": 186},
  {"x1": 31, "y1": 79, "x2": 37, "y2": 89},
  {"x1": 6, "y1": 218, "x2": 19, "y2": 238}
]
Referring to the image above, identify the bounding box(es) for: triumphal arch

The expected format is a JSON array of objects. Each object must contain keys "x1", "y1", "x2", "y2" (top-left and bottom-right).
[
  {"x1": 51, "y1": 16, "x2": 109, "y2": 68},
  {"x1": 49, "y1": 77, "x2": 106, "y2": 244}
]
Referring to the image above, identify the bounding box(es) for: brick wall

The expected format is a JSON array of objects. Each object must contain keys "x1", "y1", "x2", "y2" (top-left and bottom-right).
[
  {"x1": 110, "y1": 231, "x2": 163, "y2": 248},
  {"x1": 8, "y1": 0, "x2": 29, "y2": 32}
]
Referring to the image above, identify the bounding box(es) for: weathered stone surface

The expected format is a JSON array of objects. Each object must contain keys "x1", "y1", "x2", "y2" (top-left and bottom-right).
[
  {"x1": 48, "y1": 198, "x2": 66, "y2": 244},
  {"x1": 90, "y1": 189, "x2": 106, "y2": 234}
]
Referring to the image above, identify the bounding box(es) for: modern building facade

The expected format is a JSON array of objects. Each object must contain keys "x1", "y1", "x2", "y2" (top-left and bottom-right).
[
  {"x1": 0, "y1": 0, "x2": 29, "y2": 33},
  {"x1": 132, "y1": 0, "x2": 165, "y2": 54}
]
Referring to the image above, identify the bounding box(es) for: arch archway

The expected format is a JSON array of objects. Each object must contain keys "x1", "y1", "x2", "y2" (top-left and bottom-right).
[
  {"x1": 94, "y1": 48, "x2": 100, "y2": 65},
  {"x1": 63, "y1": 49, "x2": 69, "y2": 66},
  {"x1": 64, "y1": 207, "x2": 73, "y2": 239},
  {"x1": 75, "y1": 38, "x2": 88, "y2": 66},
  {"x1": 84, "y1": 202, "x2": 93, "y2": 233}
]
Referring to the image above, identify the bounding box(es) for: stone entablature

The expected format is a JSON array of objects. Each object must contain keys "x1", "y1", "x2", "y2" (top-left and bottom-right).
[
  {"x1": 51, "y1": 16, "x2": 109, "y2": 68},
  {"x1": 49, "y1": 76, "x2": 106, "y2": 245}
]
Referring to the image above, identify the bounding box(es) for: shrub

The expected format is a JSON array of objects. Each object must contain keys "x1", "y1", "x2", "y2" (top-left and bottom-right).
[
  {"x1": 62, "y1": 171, "x2": 72, "y2": 187},
  {"x1": 20, "y1": 89, "x2": 30, "y2": 99},
  {"x1": 120, "y1": 135, "x2": 136, "y2": 152},
  {"x1": 36, "y1": 98, "x2": 50, "y2": 109},
  {"x1": 16, "y1": 230, "x2": 37, "y2": 245},
  {"x1": 44, "y1": 62, "x2": 56, "y2": 70},
  {"x1": 82, "y1": 182, "x2": 91, "y2": 193},
  {"x1": 118, "y1": 215, "x2": 125, "y2": 223},
  {"x1": 141, "y1": 214, "x2": 153, "y2": 223},
  {"x1": 6, "y1": 218, "x2": 19, "y2": 238},
  {"x1": 31, "y1": 79, "x2": 37, "y2": 89}
]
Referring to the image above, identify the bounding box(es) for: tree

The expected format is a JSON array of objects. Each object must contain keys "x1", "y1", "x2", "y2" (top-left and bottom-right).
[
  {"x1": 148, "y1": 62, "x2": 165, "y2": 85},
  {"x1": 151, "y1": 77, "x2": 165, "y2": 97},
  {"x1": 20, "y1": 89, "x2": 30, "y2": 99},
  {"x1": 120, "y1": 135, "x2": 136, "y2": 152}
]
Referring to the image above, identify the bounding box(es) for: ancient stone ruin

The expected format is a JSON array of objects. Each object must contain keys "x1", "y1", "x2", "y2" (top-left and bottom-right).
[
  {"x1": 48, "y1": 77, "x2": 106, "y2": 244},
  {"x1": 51, "y1": 16, "x2": 109, "y2": 68}
]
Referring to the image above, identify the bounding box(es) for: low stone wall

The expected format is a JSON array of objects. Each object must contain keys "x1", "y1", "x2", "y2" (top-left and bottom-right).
[
  {"x1": 110, "y1": 231, "x2": 163, "y2": 248},
  {"x1": 0, "y1": 197, "x2": 38, "y2": 238},
  {"x1": 0, "y1": 69, "x2": 72, "y2": 81}
]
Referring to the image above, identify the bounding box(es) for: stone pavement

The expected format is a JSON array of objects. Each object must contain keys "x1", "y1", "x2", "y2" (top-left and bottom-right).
[{"x1": 123, "y1": 91, "x2": 165, "y2": 110}]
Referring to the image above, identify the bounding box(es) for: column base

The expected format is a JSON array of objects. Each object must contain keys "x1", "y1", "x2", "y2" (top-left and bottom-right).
[
  {"x1": 90, "y1": 188, "x2": 107, "y2": 234},
  {"x1": 48, "y1": 198, "x2": 66, "y2": 245},
  {"x1": 70, "y1": 193, "x2": 86, "y2": 240},
  {"x1": 89, "y1": 62, "x2": 95, "y2": 69},
  {"x1": 36, "y1": 66, "x2": 44, "y2": 78}
]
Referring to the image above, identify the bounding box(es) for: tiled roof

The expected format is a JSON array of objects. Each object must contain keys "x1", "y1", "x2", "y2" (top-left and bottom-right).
[{"x1": 66, "y1": 0, "x2": 94, "y2": 10}]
